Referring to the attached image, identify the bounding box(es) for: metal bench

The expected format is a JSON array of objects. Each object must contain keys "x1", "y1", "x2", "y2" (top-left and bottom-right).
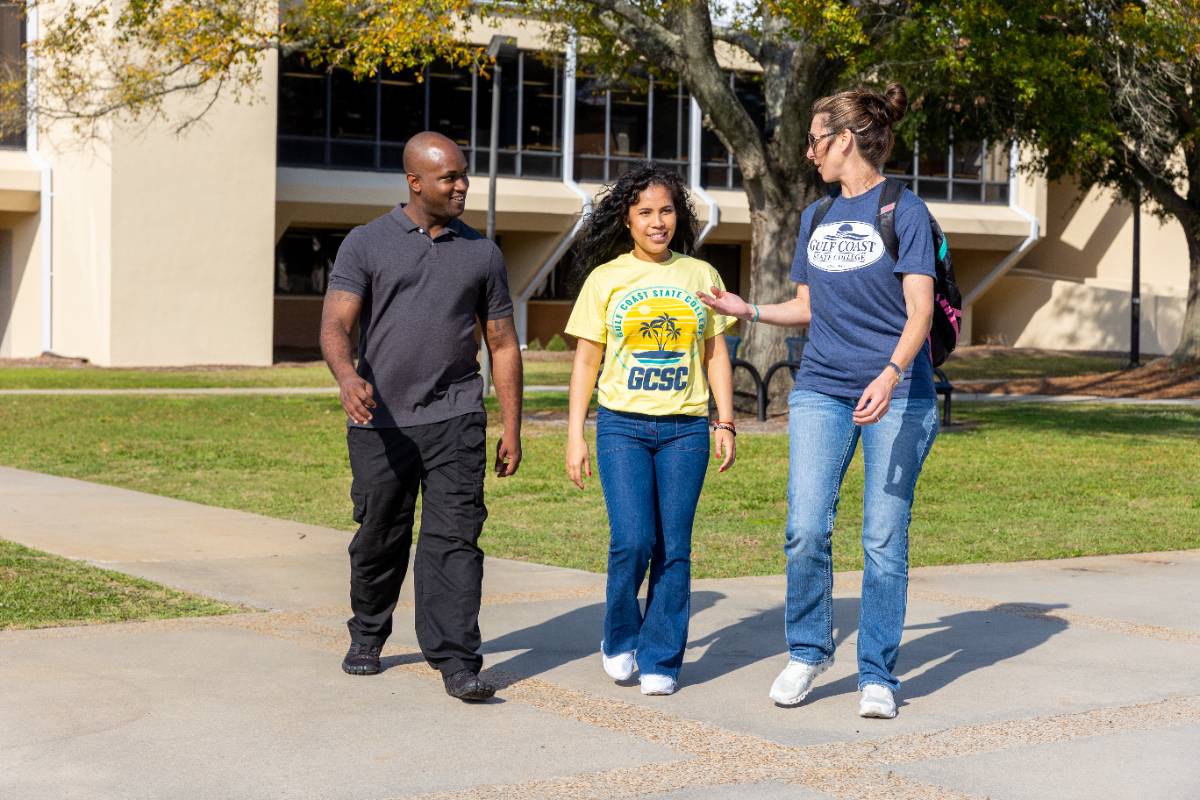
[{"x1": 719, "y1": 335, "x2": 766, "y2": 419}]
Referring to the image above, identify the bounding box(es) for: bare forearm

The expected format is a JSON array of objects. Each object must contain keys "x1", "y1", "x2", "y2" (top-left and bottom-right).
[
  {"x1": 319, "y1": 290, "x2": 364, "y2": 383},
  {"x1": 733, "y1": 297, "x2": 811, "y2": 327},
  {"x1": 490, "y1": 345, "x2": 523, "y2": 434},
  {"x1": 706, "y1": 345, "x2": 734, "y2": 422},
  {"x1": 890, "y1": 276, "x2": 936, "y2": 372},
  {"x1": 568, "y1": 342, "x2": 603, "y2": 440},
  {"x1": 320, "y1": 323, "x2": 358, "y2": 382},
  {"x1": 483, "y1": 317, "x2": 523, "y2": 435},
  {"x1": 889, "y1": 311, "x2": 933, "y2": 372}
]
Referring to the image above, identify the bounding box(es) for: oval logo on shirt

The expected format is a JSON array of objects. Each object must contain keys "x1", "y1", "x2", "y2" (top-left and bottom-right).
[
  {"x1": 610, "y1": 286, "x2": 705, "y2": 392},
  {"x1": 808, "y1": 221, "x2": 885, "y2": 272}
]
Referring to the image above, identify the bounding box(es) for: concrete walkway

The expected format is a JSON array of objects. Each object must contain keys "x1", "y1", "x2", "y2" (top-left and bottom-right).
[{"x1": 2, "y1": 466, "x2": 1197, "y2": 799}]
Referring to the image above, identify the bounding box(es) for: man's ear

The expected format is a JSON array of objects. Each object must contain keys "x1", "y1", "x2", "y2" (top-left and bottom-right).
[{"x1": 405, "y1": 173, "x2": 421, "y2": 196}]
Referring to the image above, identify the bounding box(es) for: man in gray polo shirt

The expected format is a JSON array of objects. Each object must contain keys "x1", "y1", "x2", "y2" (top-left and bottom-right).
[{"x1": 320, "y1": 131, "x2": 523, "y2": 702}]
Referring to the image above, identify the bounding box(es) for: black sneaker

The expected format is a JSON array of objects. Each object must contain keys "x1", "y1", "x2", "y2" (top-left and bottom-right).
[
  {"x1": 342, "y1": 642, "x2": 382, "y2": 675},
  {"x1": 443, "y1": 669, "x2": 495, "y2": 701}
]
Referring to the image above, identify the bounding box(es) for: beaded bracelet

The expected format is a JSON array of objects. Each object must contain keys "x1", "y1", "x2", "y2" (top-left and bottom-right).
[{"x1": 711, "y1": 421, "x2": 737, "y2": 436}]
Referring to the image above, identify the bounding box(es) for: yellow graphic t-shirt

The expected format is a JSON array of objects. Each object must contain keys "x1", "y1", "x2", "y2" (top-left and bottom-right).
[{"x1": 565, "y1": 251, "x2": 732, "y2": 417}]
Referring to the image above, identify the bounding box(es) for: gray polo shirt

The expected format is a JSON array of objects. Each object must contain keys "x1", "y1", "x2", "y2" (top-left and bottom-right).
[{"x1": 328, "y1": 205, "x2": 514, "y2": 428}]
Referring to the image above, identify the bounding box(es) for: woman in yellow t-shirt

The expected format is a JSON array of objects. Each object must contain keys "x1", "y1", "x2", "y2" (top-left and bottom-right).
[{"x1": 564, "y1": 164, "x2": 736, "y2": 696}]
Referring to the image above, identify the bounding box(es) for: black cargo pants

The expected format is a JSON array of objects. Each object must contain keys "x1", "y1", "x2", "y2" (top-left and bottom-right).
[{"x1": 345, "y1": 412, "x2": 488, "y2": 676}]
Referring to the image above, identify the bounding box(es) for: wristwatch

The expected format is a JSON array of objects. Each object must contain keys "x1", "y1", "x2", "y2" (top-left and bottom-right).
[{"x1": 886, "y1": 361, "x2": 904, "y2": 383}]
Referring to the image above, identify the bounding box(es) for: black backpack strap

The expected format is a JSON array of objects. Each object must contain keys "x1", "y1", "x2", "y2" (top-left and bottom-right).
[
  {"x1": 807, "y1": 195, "x2": 836, "y2": 244},
  {"x1": 876, "y1": 178, "x2": 904, "y2": 262}
]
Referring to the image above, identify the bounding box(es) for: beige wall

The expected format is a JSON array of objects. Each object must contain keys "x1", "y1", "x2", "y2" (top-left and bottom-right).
[
  {"x1": 0, "y1": 209, "x2": 42, "y2": 358},
  {"x1": 0, "y1": 151, "x2": 45, "y2": 358},
  {"x1": 103, "y1": 57, "x2": 278, "y2": 366},
  {"x1": 45, "y1": 129, "x2": 116, "y2": 364},
  {"x1": 971, "y1": 180, "x2": 1189, "y2": 354}
]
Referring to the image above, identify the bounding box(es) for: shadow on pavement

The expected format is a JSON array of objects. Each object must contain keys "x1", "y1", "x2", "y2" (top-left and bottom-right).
[
  {"x1": 406, "y1": 594, "x2": 1070, "y2": 701},
  {"x1": 480, "y1": 591, "x2": 725, "y2": 683},
  {"x1": 805, "y1": 601, "x2": 1070, "y2": 704},
  {"x1": 683, "y1": 597, "x2": 861, "y2": 687}
]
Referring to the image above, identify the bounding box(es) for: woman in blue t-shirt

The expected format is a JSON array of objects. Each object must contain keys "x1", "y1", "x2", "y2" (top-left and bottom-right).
[{"x1": 699, "y1": 83, "x2": 938, "y2": 720}]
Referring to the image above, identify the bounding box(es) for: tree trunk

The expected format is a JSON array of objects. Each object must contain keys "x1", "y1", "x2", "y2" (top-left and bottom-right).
[
  {"x1": 1172, "y1": 213, "x2": 1200, "y2": 364},
  {"x1": 738, "y1": 197, "x2": 808, "y2": 410}
]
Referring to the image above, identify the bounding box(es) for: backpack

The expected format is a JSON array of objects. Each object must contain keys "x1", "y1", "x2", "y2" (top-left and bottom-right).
[{"x1": 808, "y1": 178, "x2": 963, "y2": 367}]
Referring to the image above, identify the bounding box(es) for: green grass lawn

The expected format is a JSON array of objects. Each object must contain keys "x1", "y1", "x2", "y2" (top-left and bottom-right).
[
  {"x1": 0, "y1": 394, "x2": 1195, "y2": 578},
  {"x1": 0, "y1": 539, "x2": 240, "y2": 629},
  {"x1": 939, "y1": 351, "x2": 1125, "y2": 381},
  {"x1": 0, "y1": 364, "x2": 337, "y2": 390},
  {"x1": 523, "y1": 358, "x2": 574, "y2": 385},
  {"x1": 0, "y1": 349, "x2": 1123, "y2": 390},
  {"x1": 0, "y1": 359, "x2": 575, "y2": 389}
]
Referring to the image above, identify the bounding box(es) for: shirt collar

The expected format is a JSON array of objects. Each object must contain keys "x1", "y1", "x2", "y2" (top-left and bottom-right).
[{"x1": 392, "y1": 204, "x2": 461, "y2": 238}]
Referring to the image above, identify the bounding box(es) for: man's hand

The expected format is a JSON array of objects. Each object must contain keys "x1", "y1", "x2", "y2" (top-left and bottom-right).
[
  {"x1": 853, "y1": 370, "x2": 900, "y2": 426},
  {"x1": 337, "y1": 375, "x2": 376, "y2": 425},
  {"x1": 495, "y1": 432, "x2": 521, "y2": 477}
]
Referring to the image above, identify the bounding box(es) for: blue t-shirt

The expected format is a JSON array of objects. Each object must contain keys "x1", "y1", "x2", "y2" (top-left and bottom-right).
[{"x1": 789, "y1": 182, "x2": 936, "y2": 399}]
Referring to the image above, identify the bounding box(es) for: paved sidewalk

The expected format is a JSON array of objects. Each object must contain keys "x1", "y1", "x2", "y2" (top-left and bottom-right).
[{"x1": 2, "y1": 466, "x2": 1197, "y2": 799}]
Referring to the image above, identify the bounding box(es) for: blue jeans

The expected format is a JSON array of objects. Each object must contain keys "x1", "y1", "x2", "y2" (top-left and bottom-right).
[
  {"x1": 596, "y1": 407, "x2": 710, "y2": 680},
  {"x1": 785, "y1": 389, "x2": 938, "y2": 691}
]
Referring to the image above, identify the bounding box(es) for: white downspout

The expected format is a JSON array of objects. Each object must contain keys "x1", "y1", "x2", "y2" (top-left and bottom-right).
[
  {"x1": 514, "y1": 33, "x2": 591, "y2": 346},
  {"x1": 962, "y1": 142, "x2": 1040, "y2": 309},
  {"x1": 26, "y1": 1, "x2": 54, "y2": 355},
  {"x1": 688, "y1": 98, "x2": 719, "y2": 246}
]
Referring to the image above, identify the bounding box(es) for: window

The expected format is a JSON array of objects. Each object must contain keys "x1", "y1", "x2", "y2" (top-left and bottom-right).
[
  {"x1": 0, "y1": 1, "x2": 26, "y2": 149},
  {"x1": 650, "y1": 77, "x2": 689, "y2": 176},
  {"x1": 884, "y1": 133, "x2": 1010, "y2": 204},
  {"x1": 473, "y1": 51, "x2": 519, "y2": 175},
  {"x1": 275, "y1": 229, "x2": 348, "y2": 295},
  {"x1": 278, "y1": 51, "x2": 563, "y2": 179},
  {"x1": 379, "y1": 66, "x2": 424, "y2": 170},
  {"x1": 521, "y1": 55, "x2": 561, "y2": 178},
  {"x1": 698, "y1": 72, "x2": 762, "y2": 190}
]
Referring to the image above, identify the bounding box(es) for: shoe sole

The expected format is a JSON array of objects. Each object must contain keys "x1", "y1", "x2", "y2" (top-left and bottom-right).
[
  {"x1": 769, "y1": 659, "x2": 833, "y2": 706},
  {"x1": 342, "y1": 663, "x2": 380, "y2": 676},
  {"x1": 859, "y1": 705, "x2": 897, "y2": 719},
  {"x1": 450, "y1": 687, "x2": 496, "y2": 702}
]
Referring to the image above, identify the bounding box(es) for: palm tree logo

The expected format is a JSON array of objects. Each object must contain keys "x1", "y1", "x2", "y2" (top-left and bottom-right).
[{"x1": 634, "y1": 312, "x2": 685, "y2": 364}]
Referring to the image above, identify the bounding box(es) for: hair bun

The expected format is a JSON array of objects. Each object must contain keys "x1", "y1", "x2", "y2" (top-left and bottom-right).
[{"x1": 884, "y1": 83, "x2": 908, "y2": 123}]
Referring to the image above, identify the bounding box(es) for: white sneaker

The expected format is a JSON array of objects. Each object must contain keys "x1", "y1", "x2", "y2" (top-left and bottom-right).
[
  {"x1": 858, "y1": 684, "x2": 897, "y2": 719},
  {"x1": 600, "y1": 641, "x2": 635, "y2": 681},
  {"x1": 769, "y1": 656, "x2": 834, "y2": 706},
  {"x1": 639, "y1": 674, "x2": 677, "y2": 695}
]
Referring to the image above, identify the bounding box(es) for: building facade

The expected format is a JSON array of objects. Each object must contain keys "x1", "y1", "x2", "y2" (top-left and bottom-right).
[{"x1": 0, "y1": 14, "x2": 1190, "y2": 366}]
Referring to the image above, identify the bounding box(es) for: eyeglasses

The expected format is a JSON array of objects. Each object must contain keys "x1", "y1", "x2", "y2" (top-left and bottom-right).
[{"x1": 807, "y1": 130, "x2": 840, "y2": 150}]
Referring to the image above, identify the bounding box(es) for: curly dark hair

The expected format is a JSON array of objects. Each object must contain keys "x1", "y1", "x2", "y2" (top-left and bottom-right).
[{"x1": 572, "y1": 163, "x2": 699, "y2": 283}]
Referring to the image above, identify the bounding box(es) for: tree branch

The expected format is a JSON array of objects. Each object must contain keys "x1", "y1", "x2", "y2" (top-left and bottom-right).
[
  {"x1": 1122, "y1": 142, "x2": 1192, "y2": 221},
  {"x1": 711, "y1": 25, "x2": 762, "y2": 63}
]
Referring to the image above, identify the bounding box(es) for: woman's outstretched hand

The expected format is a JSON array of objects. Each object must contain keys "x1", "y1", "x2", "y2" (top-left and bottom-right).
[{"x1": 697, "y1": 286, "x2": 751, "y2": 320}]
